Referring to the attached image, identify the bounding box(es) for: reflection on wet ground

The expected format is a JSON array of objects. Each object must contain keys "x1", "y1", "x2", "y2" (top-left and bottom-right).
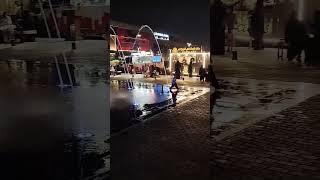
[
  {"x1": 0, "y1": 59, "x2": 109, "y2": 179},
  {"x1": 110, "y1": 80, "x2": 209, "y2": 134},
  {"x1": 210, "y1": 77, "x2": 320, "y2": 138}
]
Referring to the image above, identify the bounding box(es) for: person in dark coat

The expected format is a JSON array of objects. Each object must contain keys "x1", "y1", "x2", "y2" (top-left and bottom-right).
[
  {"x1": 188, "y1": 58, "x2": 194, "y2": 77},
  {"x1": 251, "y1": 0, "x2": 265, "y2": 50},
  {"x1": 285, "y1": 11, "x2": 307, "y2": 62},
  {"x1": 174, "y1": 60, "x2": 181, "y2": 79},
  {"x1": 305, "y1": 11, "x2": 320, "y2": 65},
  {"x1": 199, "y1": 65, "x2": 206, "y2": 82},
  {"x1": 208, "y1": 60, "x2": 220, "y2": 89}
]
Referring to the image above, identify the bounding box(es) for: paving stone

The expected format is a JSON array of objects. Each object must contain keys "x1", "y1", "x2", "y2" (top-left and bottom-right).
[
  {"x1": 112, "y1": 93, "x2": 210, "y2": 180},
  {"x1": 211, "y1": 95, "x2": 320, "y2": 179}
]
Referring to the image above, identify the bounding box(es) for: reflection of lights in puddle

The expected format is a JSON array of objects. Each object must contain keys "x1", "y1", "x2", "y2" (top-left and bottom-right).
[{"x1": 76, "y1": 133, "x2": 94, "y2": 139}]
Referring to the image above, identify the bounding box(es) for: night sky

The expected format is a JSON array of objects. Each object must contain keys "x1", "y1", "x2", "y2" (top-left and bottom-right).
[{"x1": 111, "y1": 0, "x2": 210, "y2": 48}]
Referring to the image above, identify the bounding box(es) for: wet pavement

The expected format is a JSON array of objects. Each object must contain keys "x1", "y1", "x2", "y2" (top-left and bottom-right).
[
  {"x1": 111, "y1": 92, "x2": 211, "y2": 180},
  {"x1": 210, "y1": 47, "x2": 320, "y2": 179},
  {"x1": 210, "y1": 94, "x2": 320, "y2": 180},
  {"x1": 211, "y1": 77, "x2": 320, "y2": 139},
  {"x1": 0, "y1": 57, "x2": 109, "y2": 179},
  {"x1": 211, "y1": 48, "x2": 320, "y2": 139},
  {"x1": 110, "y1": 79, "x2": 209, "y2": 134},
  {"x1": 213, "y1": 47, "x2": 320, "y2": 84}
]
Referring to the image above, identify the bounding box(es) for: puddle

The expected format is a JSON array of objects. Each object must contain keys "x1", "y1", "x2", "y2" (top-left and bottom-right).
[
  {"x1": 0, "y1": 59, "x2": 109, "y2": 179},
  {"x1": 110, "y1": 80, "x2": 209, "y2": 134},
  {"x1": 211, "y1": 77, "x2": 320, "y2": 136}
]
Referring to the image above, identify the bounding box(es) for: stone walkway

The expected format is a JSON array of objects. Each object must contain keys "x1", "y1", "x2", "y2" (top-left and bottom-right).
[
  {"x1": 210, "y1": 95, "x2": 320, "y2": 180},
  {"x1": 214, "y1": 48, "x2": 320, "y2": 84},
  {"x1": 111, "y1": 93, "x2": 210, "y2": 180},
  {"x1": 210, "y1": 48, "x2": 320, "y2": 179}
]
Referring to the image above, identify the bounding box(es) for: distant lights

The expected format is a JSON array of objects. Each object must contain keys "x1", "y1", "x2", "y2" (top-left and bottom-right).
[
  {"x1": 154, "y1": 32, "x2": 169, "y2": 38},
  {"x1": 154, "y1": 32, "x2": 169, "y2": 41}
]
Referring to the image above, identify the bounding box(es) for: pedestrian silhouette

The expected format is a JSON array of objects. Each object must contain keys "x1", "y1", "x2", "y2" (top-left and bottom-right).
[
  {"x1": 170, "y1": 75, "x2": 179, "y2": 90},
  {"x1": 285, "y1": 11, "x2": 307, "y2": 62},
  {"x1": 170, "y1": 89, "x2": 179, "y2": 107}
]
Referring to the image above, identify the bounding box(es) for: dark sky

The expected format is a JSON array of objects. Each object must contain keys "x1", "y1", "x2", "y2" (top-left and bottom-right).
[{"x1": 111, "y1": 0, "x2": 210, "y2": 48}]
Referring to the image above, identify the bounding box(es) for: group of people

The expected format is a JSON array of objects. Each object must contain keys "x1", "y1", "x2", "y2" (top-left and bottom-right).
[
  {"x1": 0, "y1": 9, "x2": 37, "y2": 44},
  {"x1": 285, "y1": 11, "x2": 306, "y2": 62},
  {"x1": 143, "y1": 64, "x2": 160, "y2": 79},
  {"x1": 174, "y1": 59, "x2": 207, "y2": 82},
  {"x1": 170, "y1": 59, "x2": 220, "y2": 90},
  {"x1": 285, "y1": 11, "x2": 320, "y2": 64},
  {"x1": 284, "y1": 10, "x2": 320, "y2": 64},
  {"x1": 110, "y1": 63, "x2": 161, "y2": 79},
  {"x1": 0, "y1": 1, "x2": 23, "y2": 43}
]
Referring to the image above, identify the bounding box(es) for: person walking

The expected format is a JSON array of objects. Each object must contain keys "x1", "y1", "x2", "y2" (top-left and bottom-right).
[
  {"x1": 208, "y1": 60, "x2": 220, "y2": 89},
  {"x1": 188, "y1": 59, "x2": 193, "y2": 77},
  {"x1": 305, "y1": 11, "x2": 320, "y2": 65},
  {"x1": 170, "y1": 89, "x2": 179, "y2": 107},
  {"x1": 199, "y1": 65, "x2": 206, "y2": 82},
  {"x1": 285, "y1": 11, "x2": 307, "y2": 62},
  {"x1": 250, "y1": 0, "x2": 265, "y2": 50},
  {"x1": 225, "y1": 6, "x2": 236, "y2": 52},
  {"x1": 170, "y1": 75, "x2": 179, "y2": 90}
]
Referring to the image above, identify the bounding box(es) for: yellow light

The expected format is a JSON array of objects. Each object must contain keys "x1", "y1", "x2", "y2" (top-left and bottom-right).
[{"x1": 169, "y1": 52, "x2": 210, "y2": 71}]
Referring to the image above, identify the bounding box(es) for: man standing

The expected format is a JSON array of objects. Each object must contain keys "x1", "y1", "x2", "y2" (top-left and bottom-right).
[{"x1": 174, "y1": 60, "x2": 181, "y2": 79}]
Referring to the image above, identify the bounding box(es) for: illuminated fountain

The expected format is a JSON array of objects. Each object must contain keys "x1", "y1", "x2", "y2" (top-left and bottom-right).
[
  {"x1": 110, "y1": 25, "x2": 169, "y2": 89},
  {"x1": 110, "y1": 25, "x2": 133, "y2": 89},
  {"x1": 131, "y1": 25, "x2": 169, "y2": 86}
]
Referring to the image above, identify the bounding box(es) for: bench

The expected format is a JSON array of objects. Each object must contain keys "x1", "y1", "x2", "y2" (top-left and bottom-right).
[{"x1": 21, "y1": 30, "x2": 37, "y2": 42}]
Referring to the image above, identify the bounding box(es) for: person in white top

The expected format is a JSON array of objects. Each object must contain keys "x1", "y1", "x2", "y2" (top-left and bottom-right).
[{"x1": 0, "y1": 12, "x2": 15, "y2": 43}]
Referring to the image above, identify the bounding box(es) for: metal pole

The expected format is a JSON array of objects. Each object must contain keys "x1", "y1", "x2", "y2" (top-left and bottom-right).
[
  {"x1": 38, "y1": 0, "x2": 51, "y2": 38},
  {"x1": 54, "y1": 56, "x2": 64, "y2": 87},
  {"x1": 38, "y1": 0, "x2": 64, "y2": 88},
  {"x1": 47, "y1": 0, "x2": 74, "y2": 87},
  {"x1": 47, "y1": 0, "x2": 61, "y2": 38}
]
